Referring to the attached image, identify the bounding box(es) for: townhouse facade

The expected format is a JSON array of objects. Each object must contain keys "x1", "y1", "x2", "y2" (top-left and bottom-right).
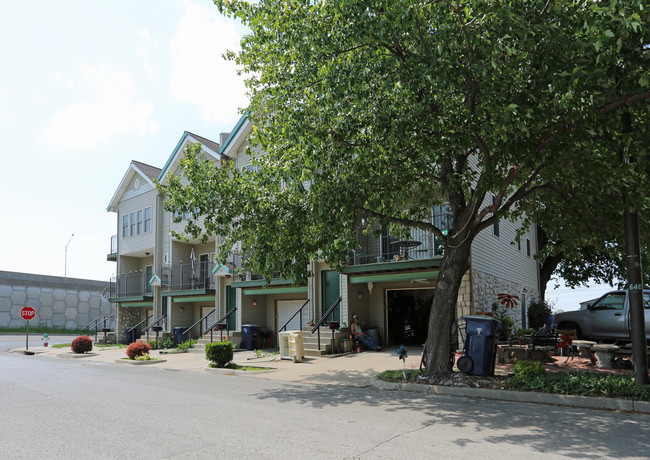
[{"x1": 106, "y1": 117, "x2": 541, "y2": 352}]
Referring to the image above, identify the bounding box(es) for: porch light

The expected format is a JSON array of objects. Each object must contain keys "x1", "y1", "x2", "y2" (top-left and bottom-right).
[
  {"x1": 357, "y1": 291, "x2": 363, "y2": 300},
  {"x1": 252, "y1": 299, "x2": 257, "y2": 306}
]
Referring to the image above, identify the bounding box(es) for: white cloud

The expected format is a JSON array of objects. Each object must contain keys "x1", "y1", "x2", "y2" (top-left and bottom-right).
[
  {"x1": 42, "y1": 64, "x2": 158, "y2": 150},
  {"x1": 137, "y1": 47, "x2": 156, "y2": 79},
  {"x1": 138, "y1": 28, "x2": 152, "y2": 39},
  {"x1": 169, "y1": 1, "x2": 248, "y2": 123}
]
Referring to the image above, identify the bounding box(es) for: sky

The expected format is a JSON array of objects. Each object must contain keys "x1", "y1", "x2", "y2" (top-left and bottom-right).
[
  {"x1": 0, "y1": 0, "x2": 248, "y2": 282},
  {"x1": 0, "y1": 1, "x2": 617, "y2": 311}
]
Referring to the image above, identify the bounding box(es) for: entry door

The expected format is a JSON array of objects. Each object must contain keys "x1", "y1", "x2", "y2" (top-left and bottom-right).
[
  {"x1": 277, "y1": 299, "x2": 308, "y2": 332},
  {"x1": 226, "y1": 286, "x2": 236, "y2": 330},
  {"x1": 321, "y1": 270, "x2": 340, "y2": 323}
]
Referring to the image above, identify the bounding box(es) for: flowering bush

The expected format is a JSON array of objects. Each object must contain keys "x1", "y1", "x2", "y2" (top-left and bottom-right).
[
  {"x1": 71, "y1": 336, "x2": 93, "y2": 354},
  {"x1": 126, "y1": 342, "x2": 151, "y2": 360}
]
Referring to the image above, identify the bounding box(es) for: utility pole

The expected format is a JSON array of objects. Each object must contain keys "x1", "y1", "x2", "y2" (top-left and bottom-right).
[{"x1": 65, "y1": 233, "x2": 74, "y2": 278}]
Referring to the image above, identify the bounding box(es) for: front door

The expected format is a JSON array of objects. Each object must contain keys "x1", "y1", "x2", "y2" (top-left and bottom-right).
[{"x1": 321, "y1": 270, "x2": 340, "y2": 323}]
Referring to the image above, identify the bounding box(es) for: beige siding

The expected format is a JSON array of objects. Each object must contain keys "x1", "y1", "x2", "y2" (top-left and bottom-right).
[{"x1": 117, "y1": 186, "x2": 157, "y2": 257}]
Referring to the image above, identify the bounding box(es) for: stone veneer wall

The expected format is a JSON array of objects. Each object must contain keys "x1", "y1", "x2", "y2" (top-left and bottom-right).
[
  {"x1": 471, "y1": 269, "x2": 539, "y2": 329},
  {"x1": 115, "y1": 306, "x2": 146, "y2": 343},
  {"x1": 0, "y1": 271, "x2": 112, "y2": 329}
]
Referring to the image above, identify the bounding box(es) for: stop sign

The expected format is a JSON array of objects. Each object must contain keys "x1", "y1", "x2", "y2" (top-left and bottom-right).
[{"x1": 20, "y1": 307, "x2": 36, "y2": 321}]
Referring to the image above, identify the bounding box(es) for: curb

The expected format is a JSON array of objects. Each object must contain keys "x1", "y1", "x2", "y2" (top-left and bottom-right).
[
  {"x1": 58, "y1": 352, "x2": 100, "y2": 359},
  {"x1": 370, "y1": 376, "x2": 650, "y2": 414},
  {"x1": 115, "y1": 358, "x2": 168, "y2": 365}
]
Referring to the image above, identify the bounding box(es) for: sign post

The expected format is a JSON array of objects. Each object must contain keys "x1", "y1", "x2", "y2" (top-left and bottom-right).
[{"x1": 20, "y1": 307, "x2": 36, "y2": 351}]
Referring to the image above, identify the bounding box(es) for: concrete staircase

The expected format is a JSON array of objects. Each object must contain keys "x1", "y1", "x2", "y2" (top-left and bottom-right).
[
  {"x1": 302, "y1": 326, "x2": 350, "y2": 356},
  {"x1": 189, "y1": 331, "x2": 241, "y2": 353}
]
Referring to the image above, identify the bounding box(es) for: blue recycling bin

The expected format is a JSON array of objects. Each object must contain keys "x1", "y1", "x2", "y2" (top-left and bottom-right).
[
  {"x1": 242, "y1": 324, "x2": 261, "y2": 350},
  {"x1": 174, "y1": 326, "x2": 187, "y2": 345},
  {"x1": 462, "y1": 316, "x2": 502, "y2": 376},
  {"x1": 125, "y1": 327, "x2": 138, "y2": 344}
]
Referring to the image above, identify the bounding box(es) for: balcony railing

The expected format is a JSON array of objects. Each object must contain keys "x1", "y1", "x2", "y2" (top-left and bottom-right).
[
  {"x1": 107, "y1": 235, "x2": 117, "y2": 261},
  {"x1": 161, "y1": 261, "x2": 216, "y2": 292},
  {"x1": 110, "y1": 272, "x2": 151, "y2": 298}
]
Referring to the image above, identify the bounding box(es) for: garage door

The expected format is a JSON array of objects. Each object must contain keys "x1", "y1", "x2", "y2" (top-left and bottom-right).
[{"x1": 277, "y1": 300, "x2": 308, "y2": 332}]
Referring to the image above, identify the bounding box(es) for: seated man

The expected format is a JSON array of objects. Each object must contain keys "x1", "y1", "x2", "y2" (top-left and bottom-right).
[{"x1": 350, "y1": 315, "x2": 381, "y2": 351}]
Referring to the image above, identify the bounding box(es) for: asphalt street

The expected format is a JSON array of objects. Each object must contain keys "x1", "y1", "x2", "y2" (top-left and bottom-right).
[{"x1": 1, "y1": 337, "x2": 649, "y2": 459}]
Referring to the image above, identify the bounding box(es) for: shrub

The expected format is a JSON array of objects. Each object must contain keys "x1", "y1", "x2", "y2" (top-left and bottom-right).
[
  {"x1": 528, "y1": 300, "x2": 553, "y2": 330},
  {"x1": 513, "y1": 360, "x2": 546, "y2": 380},
  {"x1": 149, "y1": 336, "x2": 175, "y2": 350},
  {"x1": 205, "y1": 342, "x2": 234, "y2": 368},
  {"x1": 491, "y1": 302, "x2": 515, "y2": 340},
  {"x1": 126, "y1": 342, "x2": 151, "y2": 360},
  {"x1": 71, "y1": 336, "x2": 93, "y2": 354}
]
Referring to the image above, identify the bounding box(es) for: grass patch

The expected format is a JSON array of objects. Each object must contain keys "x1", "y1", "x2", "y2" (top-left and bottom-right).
[
  {"x1": 0, "y1": 326, "x2": 94, "y2": 335},
  {"x1": 52, "y1": 343, "x2": 70, "y2": 349},
  {"x1": 52, "y1": 343, "x2": 123, "y2": 349},
  {"x1": 379, "y1": 369, "x2": 423, "y2": 383}
]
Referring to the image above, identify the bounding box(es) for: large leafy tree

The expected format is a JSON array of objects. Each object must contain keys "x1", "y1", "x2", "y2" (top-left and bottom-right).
[{"x1": 163, "y1": 1, "x2": 650, "y2": 376}]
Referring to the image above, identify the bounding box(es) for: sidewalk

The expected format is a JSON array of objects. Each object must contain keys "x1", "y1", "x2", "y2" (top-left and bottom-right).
[{"x1": 10, "y1": 344, "x2": 650, "y2": 414}]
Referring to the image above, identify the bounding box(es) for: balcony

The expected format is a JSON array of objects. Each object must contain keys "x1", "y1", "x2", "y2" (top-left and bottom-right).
[
  {"x1": 110, "y1": 272, "x2": 151, "y2": 299},
  {"x1": 161, "y1": 261, "x2": 216, "y2": 292},
  {"x1": 107, "y1": 235, "x2": 117, "y2": 262}
]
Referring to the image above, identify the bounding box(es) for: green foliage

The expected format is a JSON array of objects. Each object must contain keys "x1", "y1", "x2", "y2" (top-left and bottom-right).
[
  {"x1": 379, "y1": 369, "x2": 423, "y2": 383},
  {"x1": 512, "y1": 360, "x2": 547, "y2": 380},
  {"x1": 528, "y1": 300, "x2": 554, "y2": 330},
  {"x1": 175, "y1": 338, "x2": 196, "y2": 352},
  {"x1": 205, "y1": 342, "x2": 234, "y2": 368},
  {"x1": 148, "y1": 336, "x2": 176, "y2": 350},
  {"x1": 491, "y1": 302, "x2": 514, "y2": 340},
  {"x1": 510, "y1": 371, "x2": 650, "y2": 400}
]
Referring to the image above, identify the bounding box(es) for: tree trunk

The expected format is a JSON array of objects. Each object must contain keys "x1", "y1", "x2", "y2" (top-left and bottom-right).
[
  {"x1": 538, "y1": 253, "x2": 563, "y2": 301},
  {"x1": 423, "y1": 241, "x2": 472, "y2": 377}
]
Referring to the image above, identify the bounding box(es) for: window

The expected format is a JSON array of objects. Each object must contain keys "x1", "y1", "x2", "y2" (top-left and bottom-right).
[
  {"x1": 144, "y1": 207, "x2": 152, "y2": 232},
  {"x1": 526, "y1": 238, "x2": 531, "y2": 257},
  {"x1": 122, "y1": 207, "x2": 153, "y2": 238},
  {"x1": 517, "y1": 239, "x2": 521, "y2": 251},
  {"x1": 492, "y1": 195, "x2": 500, "y2": 237},
  {"x1": 137, "y1": 210, "x2": 143, "y2": 234},
  {"x1": 592, "y1": 293, "x2": 625, "y2": 310}
]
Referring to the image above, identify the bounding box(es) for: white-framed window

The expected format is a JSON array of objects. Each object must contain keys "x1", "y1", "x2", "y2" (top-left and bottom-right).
[
  {"x1": 137, "y1": 210, "x2": 143, "y2": 234},
  {"x1": 144, "y1": 207, "x2": 152, "y2": 232},
  {"x1": 526, "y1": 238, "x2": 531, "y2": 257},
  {"x1": 122, "y1": 207, "x2": 153, "y2": 238}
]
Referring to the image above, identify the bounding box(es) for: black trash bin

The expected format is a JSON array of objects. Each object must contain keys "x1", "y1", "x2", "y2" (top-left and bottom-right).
[
  {"x1": 460, "y1": 316, "x2": 502, "y2": 376},
  {"x1": 125, "y1": 327, "x2": 138, "y2": 344},
  {"x1": 174, "y1": 326, "x2": 187, "y2": 345},
  {"x1": 242, "y1": 324, "x2": 261, "y2": 350}
]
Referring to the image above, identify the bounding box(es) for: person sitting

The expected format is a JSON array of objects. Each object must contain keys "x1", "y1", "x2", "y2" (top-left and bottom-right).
[{"x1": 350, "y1": 315, "x2": 381, "y2": 351}]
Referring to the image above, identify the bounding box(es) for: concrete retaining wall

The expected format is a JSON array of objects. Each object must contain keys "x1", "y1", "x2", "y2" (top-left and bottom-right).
[{"x1": 0, "y1": 271, "x2": 113, "y2": 330}]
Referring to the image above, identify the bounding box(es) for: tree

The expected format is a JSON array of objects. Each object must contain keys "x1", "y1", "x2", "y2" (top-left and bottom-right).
[{"x1": 163, "y1": 1, "x2": 650, "y2": 377}]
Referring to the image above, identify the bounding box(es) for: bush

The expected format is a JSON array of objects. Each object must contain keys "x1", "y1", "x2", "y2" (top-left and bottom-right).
[
  {"x1": 71, "y1": 336, "x2": 93, "y2": 354},
  {"x1": 491, "y1": 302, "x2": 514, "y2": 340},
  {"x1": 528, "y1": 300, "x2": 553, "y2": 330},
  {"x1": 205, "y1": 342, "x2": 234, "y2": 368},
  {"x1": 149, "y1": 336, "x2": 175, "y2": 350},
  {"x1": 513, "y1": 360, "x2": 546, "y2": 380},
  {"x1": 126, "y1": 342, "x2": 152, "y2": 360}
]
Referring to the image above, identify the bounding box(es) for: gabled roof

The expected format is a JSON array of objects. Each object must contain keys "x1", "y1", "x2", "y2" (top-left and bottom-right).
[
  {"x1": 219, "y1": 112, "x2": 252, "y2": 158},
  {"x1": 157, "y1": 131, "x2": 224, "y2": 185},
  {"x1": 106, "y1": 161, "x2": 162, "y2": 212}
]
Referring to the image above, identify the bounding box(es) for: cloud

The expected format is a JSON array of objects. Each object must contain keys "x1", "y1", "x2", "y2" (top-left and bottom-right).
[
  {"x1": 42, "y1": 64, "x2": 158, "y2": 150},
  {"x1": 169, "y1": 1, "x2": 248, "y2": 123}
]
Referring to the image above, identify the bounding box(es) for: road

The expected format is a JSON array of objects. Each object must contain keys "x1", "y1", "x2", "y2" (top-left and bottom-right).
[{"x1": 0, "y1": 337, "x2": 649, "y2": 459}]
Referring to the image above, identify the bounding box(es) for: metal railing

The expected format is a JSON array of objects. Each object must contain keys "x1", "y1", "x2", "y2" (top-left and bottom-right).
[
  {"x1": 142, "y1": 315, "x2": 167, "y2": 343},
  {"x1": 126, "y1": 314, "x2": 153, "y2": 342},
  {"x1": 203, "y1": 308, "x2": 237, "y2": 343},
  {"x1": 82, "y1": 314, "x2": 114, "y2": 344},
  {"x1": 161, "y1": 261, "x2": 216, "y2": 292},
  {"x1": 109, "y1": 234, "x2": 117, "y2": 254},
  {"x1": 310, "y1": 297, "x2": 343, "y2": 352},
  {"x1": 110, "y1": 273, "x2": 151, "y2": 298},
  {"x1": 180, "y1": 308, "x2": 216, "y2": 345},
  {"x1": 279, "y1": 299, "x2": 310, "y2": 332}
]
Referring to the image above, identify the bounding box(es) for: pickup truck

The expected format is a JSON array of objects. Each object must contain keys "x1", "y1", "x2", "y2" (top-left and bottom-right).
[{"x1": 553, "y1": 290, "x2": 650, "y2": 341}]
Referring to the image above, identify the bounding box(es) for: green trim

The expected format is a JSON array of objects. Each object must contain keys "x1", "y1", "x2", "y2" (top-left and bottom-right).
[
  {"x1": 119, "y1": 301, "x2": 154, "y2": 307},
  {"x1": 162, "y1": 289, "x2": 213, "y2": 297},
  {"x1": 242, "y1": 287, "x2": 308, "y2": 295},
  {"x1": 109, "y1": 296, "x2": 151, "y2": 303},
  {"x1": 232, "y1": 278, "x2": 294, "y2": 288},
  {"x1": 219, "y1": 112, "x2": 249, "y2": 155},
  {"x1": 173, "y1": 295, "x2": 216, "y2": 303},
  {"x1": 342, "y1": 258, "x2": 442, "y2": 274},
  {"x1": 349, "y1": 271, "x2": 439, "y2": 284},
  {"x1": 157, "y1": 131, "x2": 189, "y2": 182}
]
